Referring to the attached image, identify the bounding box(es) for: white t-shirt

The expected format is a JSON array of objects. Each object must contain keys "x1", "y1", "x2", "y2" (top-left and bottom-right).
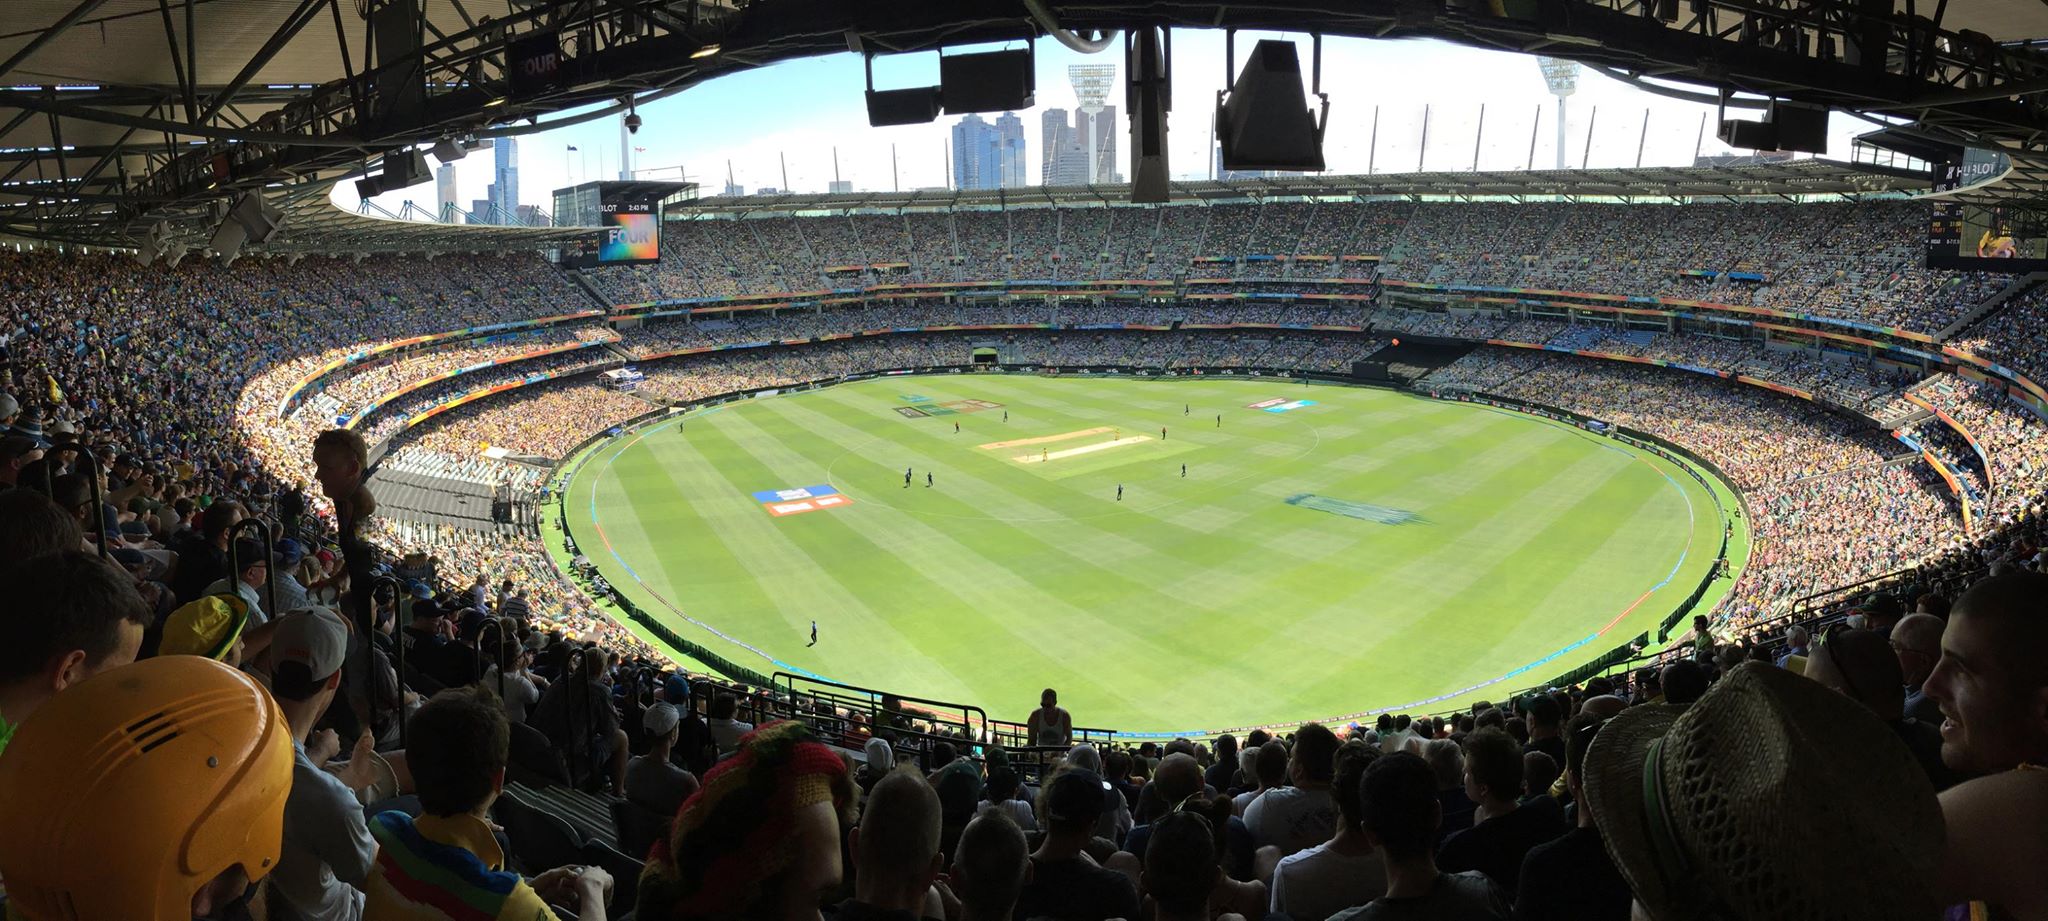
[
  {"x1": 276, "y1": 741, "x2": 376, "y2": 921},
  {"x1": 1233, "y1": 788, "x2": 1265, "y2": 816},
  {"x1": 709, "y1": 717, "x2": 754, "y2": 754},
  {"x1": 483, "y1": 666, "x2": 542, "y2": 724},
  {"x1": 1270, "y1": 840, "x2": 1387, "y2": 921},
  {"x1": 994, "y1": 797, "x2": 1038, "y2": 832},
  {"x1": 1242, "y1": 785, "x2": 1339, "y2": 856}
]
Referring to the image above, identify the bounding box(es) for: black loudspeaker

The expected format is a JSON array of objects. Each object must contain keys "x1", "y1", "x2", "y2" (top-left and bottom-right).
[
  {"x1": 1767, "y1": 100, "x2": 1828, "y2": 153},
  {"x1": 382, "y1": 149, "x2": 431, "y2": 189},
  {"x1": 369, "y1": 0, "x2": 427, "y2": 131},
  {"x1": 940, "y1": 49, "x2": 1034, "y2": 113},
  {"x1": 1217, "y1": 40, "x2": 1325, "y2": 172},
  {"x1": 866, "y1": 87, "x2": 943, "y2": 127},
  {"x1": 209, "y1": 192, "x2": 281, "y2": 261},
  {"x1": 354, "y1": 149, "x2": 431, "y2": 198},
  {"x1": 228, "y1": 192, "x2": 283, "y2": 244},
  {"x1": 431, "y1": 138, "x2": 466, "y2": 163},
  {"x1": 1717, "y1": 119, "x2": 1778, "y2": 151}
]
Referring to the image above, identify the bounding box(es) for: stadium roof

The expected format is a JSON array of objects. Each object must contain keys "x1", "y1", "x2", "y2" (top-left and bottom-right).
[
  {"x1": 671, "y1": 159, "x2": 1934, "y2": 215},
  {"x1": 272, "y1": 193, "x2": 590, "y2": 255},
  {"x1": 2, "y1": 0, "x2": 2044, "y2": 251}
]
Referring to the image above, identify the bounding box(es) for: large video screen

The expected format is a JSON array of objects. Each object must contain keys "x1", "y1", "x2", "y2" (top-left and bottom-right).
[
  {"x1": 599, "y1": 197, "x2": 660, "y2": 264},
  {"x1": 1928, "y1": 201, "x2": 2048, "y2": 272}
]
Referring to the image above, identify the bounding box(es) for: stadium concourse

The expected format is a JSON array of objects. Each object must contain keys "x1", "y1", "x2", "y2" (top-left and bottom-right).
[{"x1": 4, "y1": 192, "x2": 2048, "y2": 921}]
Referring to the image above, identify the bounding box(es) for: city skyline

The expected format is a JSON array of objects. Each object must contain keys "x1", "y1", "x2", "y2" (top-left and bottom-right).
[{"x1": 346, "y1": 32, "x2": 1877, "y2": 215}]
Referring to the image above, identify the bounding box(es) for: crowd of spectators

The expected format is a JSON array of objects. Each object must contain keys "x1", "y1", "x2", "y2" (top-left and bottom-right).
[
  {"x1": 1910, "y1": 373, "x2": 2048, "y2": 529},
  {"x1": 403, "y1": 381, "x2": 654, "y2": 460},
  {"x1": 1418, "y1": 347, "x2": 1971, "y2": 626},
  {"x1": 584, "y1": 199, "x2": 2004, "y2": 337},
  {"x1": 10, "y1": 200, "x2": 2048, "y2": 921}
]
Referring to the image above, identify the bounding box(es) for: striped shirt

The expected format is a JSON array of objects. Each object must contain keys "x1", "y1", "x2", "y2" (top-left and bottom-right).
[
  {"x1": 500, "y1": 595, "x2": 531, "y2": 622},
  {"x1": 364, "y1": 811, "x2": 559, "y2": 921}
]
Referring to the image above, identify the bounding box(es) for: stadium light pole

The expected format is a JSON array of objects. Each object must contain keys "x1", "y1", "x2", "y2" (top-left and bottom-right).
[
  {"x1": 1069, "y1": 64, "x2": 1116, "y2": 183},
  {"x1": 1537, "y1": 56, "x2": 1580, "y2": 171}
]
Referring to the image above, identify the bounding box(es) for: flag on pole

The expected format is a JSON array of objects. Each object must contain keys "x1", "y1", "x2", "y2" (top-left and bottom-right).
[
  {"x1": 566, "y1": 145, "x2": 579, "y2": 151},
  {"x1": 634, "y1": 147, "x2": 646, "y2": 153}
]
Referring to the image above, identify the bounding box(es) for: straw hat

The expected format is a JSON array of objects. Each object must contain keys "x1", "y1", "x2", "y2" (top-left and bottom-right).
[{"x1": 1583, "y1": 661, "x2": 1942, "y2": 921}]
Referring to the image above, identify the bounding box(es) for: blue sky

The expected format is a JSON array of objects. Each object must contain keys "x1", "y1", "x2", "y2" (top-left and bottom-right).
[{"x1": 345, "y1": 32, "x2": 1878, "y2": 218}]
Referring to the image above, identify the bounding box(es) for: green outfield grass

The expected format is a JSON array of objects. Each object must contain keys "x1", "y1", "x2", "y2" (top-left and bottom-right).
[{"x1": 562, "y1": 374, "x2": 1743, "y2": 735}]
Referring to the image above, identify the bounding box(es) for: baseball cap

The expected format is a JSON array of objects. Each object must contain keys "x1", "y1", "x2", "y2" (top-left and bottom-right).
[
  {"x1": 270, "y1": 606, "x2": 350, "y2": 686},
  {"x1": 1043, "y1": 768, "x2": 1109, "y2": 823},
  {"x1": 160, "y1": 595, "x2": 252, "y2": 661},
  {"x1": 273, "y1": 538, "x2": 305, "y2": 568},
  {"x1": 231, "y1": 538, "x2": 268, "y2": 573},
  {"x1": 408, "y1": 580, "x2": 433, "y2": 600},
  {"x1": 119, "y1": 519, "x2": 151, "y2": 541},
  {"x1": 0, "y1": 435, "x2": 36, "y2": 462},
  {"x1": 644, "y1": 702, "x2": 682, "y2": 736},
  {"x1": 110, "y1": 546, "x2": 169, "y2": 582},
  {"x1": 47, "y1": 420, "x2": 75, "y2": 437},
  {"x1": 0, "y1": 391, "x2": 16, "y2": 418},
  {"x1": 664, "y1": 673, "x2": 692, "y2": 705}
]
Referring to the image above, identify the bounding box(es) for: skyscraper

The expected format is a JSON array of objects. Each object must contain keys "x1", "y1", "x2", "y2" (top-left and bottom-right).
[
  {"x1": 1089, "y1": 105, "x2": 1120, "y2": 183},
  {"x1": 434, "y1": 163, "x2": 457, "y2": 221},
  {"x1": 994, "y1": 112, "x2": 1026, "y2": 189},
  {"x1": 1041, "y1": 109, "x2": 1068, "y2": 184},
  {"x1": 490, "y1": 137, "x2": 519, "y2": 225},
  {"x1": 951, "y1": 114, "x2": 1002, "y2": 190}
]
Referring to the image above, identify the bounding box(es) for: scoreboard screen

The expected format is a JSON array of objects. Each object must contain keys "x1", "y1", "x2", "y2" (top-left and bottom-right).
[{"x1": 599, "y1": 198, "x2": 660, "y2": 264}]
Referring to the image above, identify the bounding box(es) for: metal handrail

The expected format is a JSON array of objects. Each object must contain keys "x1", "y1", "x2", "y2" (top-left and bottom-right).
[
  {"x1": 225, "y1": 517, "x2": 279, "y2": 616},
  {"x1": 68, "y1": 446, "x2": 110, "y2": 560},
  {"x1": 478, "y1": 618, "x2": 508, "y2": 699},
  {"x1": 371, "y1": 573, "x2": 408, "y2": 750}
]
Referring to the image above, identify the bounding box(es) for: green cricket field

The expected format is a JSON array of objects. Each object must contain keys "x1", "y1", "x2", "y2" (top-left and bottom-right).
[{"x1": 560, "y1": 374, "x2": 1743, "y2": 735}]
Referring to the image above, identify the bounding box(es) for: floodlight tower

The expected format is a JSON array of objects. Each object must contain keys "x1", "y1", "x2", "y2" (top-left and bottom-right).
[
  {"x1": 1537, "y1": 57, "x2": 1580, "y2": 170},
  {"x1": 1069, "y1": 64, "x2": 1117, "y2": 183}
]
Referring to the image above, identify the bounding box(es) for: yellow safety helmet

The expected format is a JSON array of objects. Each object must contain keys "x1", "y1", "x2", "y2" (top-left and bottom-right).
[{"x1": 0, "y1": 655, "x2": 294, "y2": 921}]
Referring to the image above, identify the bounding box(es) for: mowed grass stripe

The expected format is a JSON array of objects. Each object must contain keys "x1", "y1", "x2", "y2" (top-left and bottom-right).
[
  {"x1": 1234, "y1": 409, "x2": 1561, "y2": 616},
  {"x1": 1240, "y1": 423, "x2": 1642, "y2": 705},
  {"x1": 581, "y1": 431, "x2": 799, "y2": 663},
  {"x1": 577, "y1": 377, "x2": 1731, "y2": 730},
  {"x1": 1154, "y1": 406, "x2": 1543, "y2": 615},
  {"x1": 648, "y1": 416, "x2": 995, "y2": 694},
  {"x1": 763, "y1": 387, "x2": 1283, "y2": 615},
  {"x1": 704, "y1": 398, "x2": 1174, "y2": 712}
]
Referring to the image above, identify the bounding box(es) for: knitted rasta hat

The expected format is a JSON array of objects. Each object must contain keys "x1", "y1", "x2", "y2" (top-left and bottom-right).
[{"x1": 638, "y1": 720, "x2": 852, "y2": 919}]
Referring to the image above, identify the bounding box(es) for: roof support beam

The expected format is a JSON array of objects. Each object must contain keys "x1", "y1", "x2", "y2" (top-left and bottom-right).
[
  {"x1": 0, "y1": 0, "x2": 112, "y2": 83},
  {"x1": 156, "y1": 0, "x2": 198, "y2": 123},
  {"x1": 198, "y1": 0, "x2": 328, "y2": 126}
]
